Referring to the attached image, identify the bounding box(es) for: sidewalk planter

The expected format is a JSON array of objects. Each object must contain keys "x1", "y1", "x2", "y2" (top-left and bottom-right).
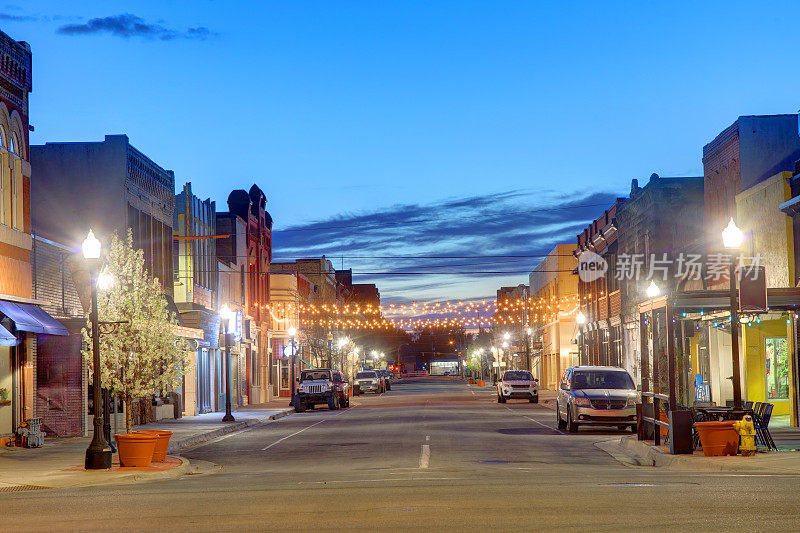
[
  {"x1": 468, "y1": 379, "x2": 475, "y2": 384},
  {"x1": 114, "y1": 433, "x2": 158, "y2": 467},
  {"x1": 136, "y1": 430, "x2": 173, "y2": 462},
  {"x1": 476, "y1": 380, "x2": 486, "y2": 386},
  {"x1": 694, "y1": 421, "x2": 739, "y2": 457}
]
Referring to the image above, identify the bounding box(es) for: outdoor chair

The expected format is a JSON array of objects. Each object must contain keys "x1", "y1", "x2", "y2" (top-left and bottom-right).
[{"x1": 754, "y1": 403, "x2": 776, "y2": 451}]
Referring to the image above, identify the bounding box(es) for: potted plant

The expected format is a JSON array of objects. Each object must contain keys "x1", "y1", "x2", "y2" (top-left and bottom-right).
[
  {"x1": 0, "y1": 387, "x2": 8, "y2": 402},
  {"x1": 82, "y1": 231, "x2": 189, "y2": 467}
]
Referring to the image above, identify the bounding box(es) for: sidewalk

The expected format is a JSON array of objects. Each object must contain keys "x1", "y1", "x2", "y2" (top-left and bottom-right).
[
  {"x1": 138, "y1": 400, "x2": 294, "y2": 452},
  {"x1": 596, "y1": 434, "x2": 800, "y2": 473},
  {"x1": 0, "y1": 401, "x2": 294, "y2": 490}
]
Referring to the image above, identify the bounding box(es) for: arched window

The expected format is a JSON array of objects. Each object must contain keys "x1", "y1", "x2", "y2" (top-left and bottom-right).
[
  {"x1": 8, "y1": 132, "x2": 16, "y2": 155},
  {"x1": 0, "y1": 125, "x2": 5, "y2": 149}
]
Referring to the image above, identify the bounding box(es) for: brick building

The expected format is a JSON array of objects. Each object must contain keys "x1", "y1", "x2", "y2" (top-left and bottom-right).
[
  {"x1": 0, "y1": 30, "x2": 71, "y2": 441},
  {"x1": 574, "y1": 198, "x2": 626, "y2": 367},
  {"x1": 217, "y1": 184, "x2": 272, "y2": 405},
  {"x1": 703, "y1": 115, "x2": 800, "y2": 258}
]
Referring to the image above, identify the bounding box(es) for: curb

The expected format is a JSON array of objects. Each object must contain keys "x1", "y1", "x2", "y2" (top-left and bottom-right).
[
  {"x1": 610, "y1": 435, "x2": 800, "y2": 472},
  {"x1": 167, "y1": 408, "x2": 295, "y2": 452}
]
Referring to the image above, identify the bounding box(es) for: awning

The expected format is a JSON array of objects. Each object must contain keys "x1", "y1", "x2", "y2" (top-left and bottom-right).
[
  {"x1": 0, "y1": 300, "x2": 69, "y2": 336},
  {"x1": 0, "y1": 323, "x2": 17, "y2": 346}
]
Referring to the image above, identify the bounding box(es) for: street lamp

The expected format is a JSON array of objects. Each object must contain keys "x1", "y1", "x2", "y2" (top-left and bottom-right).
[
  {"x1": 288, "y1": 325, "x2": 297, "y2": 407},
  {"x1": 220, "y1": 305, "x2": 235, "y2": 422},
  {"x1": 83, "y1": 230, "x2": 112, "y2": 470},
  {"x1": 646, "y1": 280, "x2": 661, "y2": 299},
  {"x1": 723, "y1": 218, "x2": 744, "y2": 409}
]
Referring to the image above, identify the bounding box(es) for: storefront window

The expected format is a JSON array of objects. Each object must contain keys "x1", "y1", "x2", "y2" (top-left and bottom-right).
[
  {"x1": 280, "y1": 360, "x2": 289, "y2": 389},
  {"x1": 765, "y1": 337, "x2": 789, "y2": 400}
]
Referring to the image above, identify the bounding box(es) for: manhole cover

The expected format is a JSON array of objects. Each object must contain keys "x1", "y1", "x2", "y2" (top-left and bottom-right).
[{"x1": 0, "y1": 484, "x2": 50, "y2": 493}]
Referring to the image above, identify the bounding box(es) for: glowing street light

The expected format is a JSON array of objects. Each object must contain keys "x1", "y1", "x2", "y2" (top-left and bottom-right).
[
  {"x1": 722, "y1": 218, "x2": 744, "y2": 249},
  {"x1": 722, "y1": 218, "x2": 744, "y2": 409},
  {"x1": 646, "y1": 280, "x2": 661, "y2": 299},
  {"x1": 220, "y1": 305, "x2": 236, "y2": 422},
  {"x1": 83, "y1": 230, "x2": 111, "y2": 469},
  {"x1": 576, "y1": 311, "x2": 586, "y2": 325}
]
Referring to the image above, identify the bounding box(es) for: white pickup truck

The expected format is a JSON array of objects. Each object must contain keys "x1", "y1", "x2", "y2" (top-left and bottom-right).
[{"x1": 496, "y1": 370, "x2": 538, "y2": 403}]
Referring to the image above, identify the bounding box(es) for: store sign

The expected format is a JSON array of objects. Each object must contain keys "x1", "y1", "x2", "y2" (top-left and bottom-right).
[{"x1": 739, "y1": 266, "x2": 767, "y2": 312}]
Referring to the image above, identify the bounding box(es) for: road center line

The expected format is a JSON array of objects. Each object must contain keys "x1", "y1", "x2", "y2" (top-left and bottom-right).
[
  {"x1": 419, "y1": 444, "x2": 431, "y2": 469},
  {"x1": 261, "y1": 420, "x2": 326, "y2": 450}
]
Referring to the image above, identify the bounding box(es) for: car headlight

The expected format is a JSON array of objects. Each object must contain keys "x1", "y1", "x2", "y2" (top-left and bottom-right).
[
  {"x1": 573, "y1": 397, "x2": 591, "y2": 406},
  {"x1": 372, "y1": 380, "x2": 379, "y2": 384}
]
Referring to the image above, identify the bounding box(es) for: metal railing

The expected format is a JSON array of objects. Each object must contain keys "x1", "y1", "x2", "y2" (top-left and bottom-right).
[{"x1": 640, "y1": 391, "x2": 670, "y2": 446}]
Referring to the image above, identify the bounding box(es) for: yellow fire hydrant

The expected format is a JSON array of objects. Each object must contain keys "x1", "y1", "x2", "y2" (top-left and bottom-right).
[{"x1": 733, "y1": 415, "x2": 757, "y2": 456}]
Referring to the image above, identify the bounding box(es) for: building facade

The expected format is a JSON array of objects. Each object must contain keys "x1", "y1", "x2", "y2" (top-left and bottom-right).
[
  {"x1": 574, "y1": 198, "x2": 626, "y2": 367},
  {"x1": 0, "y1": 31, "x2": 70, "y2": 442},
  {"x1": 221, "y1": 186, "x2": 272, "y2": 405},
  {"x1": 174, "y1": 182, "x2": 219, "y2": 416},
  {"x1": 528, "y1": 244, "x2": 578, "y2": 390},
  {"x1": 30, "y1": 135, "x2": 180, "y2": 433}
]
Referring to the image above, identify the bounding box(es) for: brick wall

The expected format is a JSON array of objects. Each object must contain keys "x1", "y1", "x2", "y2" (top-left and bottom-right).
[{"x1": 35, "y1": 320, "x2": 85, "y2": 437}]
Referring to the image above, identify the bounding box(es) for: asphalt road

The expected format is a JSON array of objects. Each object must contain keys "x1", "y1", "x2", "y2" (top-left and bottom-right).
[{"x1": 3, "y1": 377, "x2": 800, "y2": 531}]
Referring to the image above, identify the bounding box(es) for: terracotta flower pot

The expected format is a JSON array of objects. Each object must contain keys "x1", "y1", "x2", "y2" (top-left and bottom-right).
[
  {"x1": 136, "y1": 430, "x2": 173, "y2": 462},
  {"x1": 694, "y1": 421, "x2": 739, "y2": 457},
  {"x1": 468, "y1": 379, "x2": 475, "y2": 384},
  {"x1": 477, "y1": 380, "x2": 486, "y2": 386},
  {"x1": 114, "y1": 433, "x2": 158, "y2": 467}
]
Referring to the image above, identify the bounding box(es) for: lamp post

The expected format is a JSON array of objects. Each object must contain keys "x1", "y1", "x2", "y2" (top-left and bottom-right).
[
  {"x1": 525, "y1": 327, "x2": 532, "y2": 375},
  {"x1": 83, "y1": 230, "x2": 112, "y2": 470},
  {"x1": 576, "y1": 310, "x2": 586, "y2": 365},
  {"x1": 722, "y1": 218, "x2": 744, "y2": 409},
  {"x1": 288, "y1": 326, "x2": 297, "y2": 407},
  {"x1": 220, "y1": 305, "x2": 235, "y2": 422}
]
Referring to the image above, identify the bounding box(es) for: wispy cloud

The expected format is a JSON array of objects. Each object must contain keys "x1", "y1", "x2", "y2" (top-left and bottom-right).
[
  {"x1": 272, "y1": 190, "x2": 621, "y2": 303},
  {"x1": 57, "y1": 13, "x2": 216, "y2": 41},
  {"x1": 0, "y1": 12, "x2": 38, "y2": 21}
]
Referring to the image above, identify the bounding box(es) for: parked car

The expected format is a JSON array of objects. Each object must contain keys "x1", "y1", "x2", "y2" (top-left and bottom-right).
[
  {"x1": 353, "y1": 370, "x2": 383, "y2": 395},
  {"x1": 496, "y1": 370, "x2": 538, "y2": 403},
  {"x1": 556, "y1": 366, "x2": 638, "y2": 433},
  {"x1": 294, "y1": 368, "x2": 349, "y2": 412}
]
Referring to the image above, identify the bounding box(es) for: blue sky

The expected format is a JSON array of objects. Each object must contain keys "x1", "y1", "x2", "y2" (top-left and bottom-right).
[{"x1": 7, "y1": 1, "x2": 800, "y2": 302}]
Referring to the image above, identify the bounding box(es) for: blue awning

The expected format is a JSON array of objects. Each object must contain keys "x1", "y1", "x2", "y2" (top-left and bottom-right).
[
  {"x1": 0, "y1": 300, "x2": 69, "y2": 336},
  {"x1": 0, "y1": 323, "x2": 17, "y2": 346}
]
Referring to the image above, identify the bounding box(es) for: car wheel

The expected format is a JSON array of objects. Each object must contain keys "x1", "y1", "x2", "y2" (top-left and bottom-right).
[
  {"x1": 556, "y1": 404, "x2": 567, "y2": 430},
  {"x1": 497, "y1": 394, "x2": 502, "y2": 403},
  {"x1": 630, "y1": 424, "x2": 637, "y2": 433},
  {"x1": 500, "y1": 395, "x2": 507, "y2": 403},
  {"x1": 529, "y1": 396, "x2": 537, "y2": 403},
  {"x1": 328, "y1": 394, "x2": 340, "y2": 410},
  {"x1": 353, "y1": 389, "x2": 360, "y2": 396},
  {"x1": 566, "y1": 408, "x2": 578, "y2": 433},
  {"x1": 295, "y1": 400, "x2": 306, "y2": 413}
]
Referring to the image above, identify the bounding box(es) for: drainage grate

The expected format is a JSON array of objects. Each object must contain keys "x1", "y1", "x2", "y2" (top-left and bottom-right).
[{"x1": 0, "y1": 484, "x2": 50, "y2": 493}]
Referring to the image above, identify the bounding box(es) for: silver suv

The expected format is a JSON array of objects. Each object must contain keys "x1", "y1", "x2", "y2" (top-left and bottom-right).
[{"x1": 556, "y1": 366, "x2": 638, "y2": 433}]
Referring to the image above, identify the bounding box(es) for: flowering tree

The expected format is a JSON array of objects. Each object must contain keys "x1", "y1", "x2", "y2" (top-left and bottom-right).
[{"x1": 82, "y1": 230, "x2": 188, "y2": 434}]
